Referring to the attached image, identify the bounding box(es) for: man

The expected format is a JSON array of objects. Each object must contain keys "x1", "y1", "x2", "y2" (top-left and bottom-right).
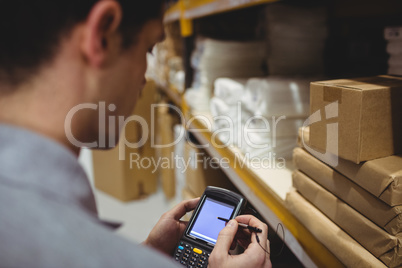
[{"x1": 0, "y1": 0, "x2": 272, "y2": 267}]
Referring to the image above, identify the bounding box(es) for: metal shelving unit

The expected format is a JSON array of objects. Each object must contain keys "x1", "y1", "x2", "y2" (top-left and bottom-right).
[
  {"x1": 164, "y1": 2, "x2": 181, "y2": 24},
  {"x1": 161, "y1": 1, "x2": 363, "y2": 266},
  {"x1": 182, "y1": 0, "x2": 278, "y2": 20},
  {"x1": 164, "y1": 0, "x2": 279, "y2": 36},
  {"x1": 156, "y1": 82, "x2": 183, "y2": 107}
]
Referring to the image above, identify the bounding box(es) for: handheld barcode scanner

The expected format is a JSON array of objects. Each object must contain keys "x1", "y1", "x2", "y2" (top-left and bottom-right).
[{"x1": 173, "y1": 186, "x2": 247, "y2": 267}]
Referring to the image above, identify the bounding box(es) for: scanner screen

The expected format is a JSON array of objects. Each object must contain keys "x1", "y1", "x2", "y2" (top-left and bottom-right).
[{"x1": 189, "y1": 197, "x2": 235, "y2": 244}]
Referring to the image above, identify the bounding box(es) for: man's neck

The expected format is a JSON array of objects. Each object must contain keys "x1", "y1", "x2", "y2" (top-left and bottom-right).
[{"x1": 0, "y1": 75, "x2": 83, "y2": 157}]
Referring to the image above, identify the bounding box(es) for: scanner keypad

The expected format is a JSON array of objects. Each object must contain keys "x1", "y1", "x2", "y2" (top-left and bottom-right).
[{"x1": 174, "y1": 242, "x2": 210, "y2": 268}]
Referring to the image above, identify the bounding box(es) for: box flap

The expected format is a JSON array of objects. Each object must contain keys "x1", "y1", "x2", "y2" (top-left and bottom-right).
[{"x1": 312, "y1": 76, "x2": 402, "y2": 91}]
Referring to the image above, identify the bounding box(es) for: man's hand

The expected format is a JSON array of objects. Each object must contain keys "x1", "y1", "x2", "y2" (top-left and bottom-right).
[
  {"x1": 208, "y1": 215, "x2": 272, "y2": 268},
  {"x1": 143, "y1": 198, "x2": 200, "y2": 256}
]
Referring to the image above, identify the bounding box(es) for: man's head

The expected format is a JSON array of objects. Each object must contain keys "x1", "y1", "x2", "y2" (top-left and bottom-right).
[
  {"x1": 0, "y1": 0, "x2": 164, "y2": 86},
  {"x1": 0, "y1": 0, "x2": 165, "y2": 152}
]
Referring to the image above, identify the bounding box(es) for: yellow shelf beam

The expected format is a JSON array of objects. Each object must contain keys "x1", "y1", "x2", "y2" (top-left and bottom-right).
[
  {"x1": 183, "y1": 0, "x2": 279, "y2": 20},
  {"x1": 156, "y1": 83, "x2": 183, "y2": 107},
  {"x1": 164, "y1": 0, "x2": 279, "y2": 36},
  {"x1": 164, "y1": 2, "x2": 181, "y2": 24}
]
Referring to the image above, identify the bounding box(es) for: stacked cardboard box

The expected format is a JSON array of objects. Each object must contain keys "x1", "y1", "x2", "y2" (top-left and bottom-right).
[
  {"x1": 180, "y1": 186, "x2": 199, "y2": 222},
  {"x1": 177, "y1": 139, "x2": 238, "y2": 221},
  {"x1": 157, "y1": 101, "x2": 181, "y2": 200},
  {"x1": 92, "y1": 82, "x2": 158, "y2": 201},
  {"x1": 286, "y1": 76, "x2": 402, "y2": 267},
  {"x1": 183, "y1": 140, "x2": 237, "y2": 198}
]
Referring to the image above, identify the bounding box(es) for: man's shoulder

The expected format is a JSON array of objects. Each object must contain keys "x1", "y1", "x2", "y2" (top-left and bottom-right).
[{"x1": 0, "y1": 182, "x2": 178, "y2": 268}]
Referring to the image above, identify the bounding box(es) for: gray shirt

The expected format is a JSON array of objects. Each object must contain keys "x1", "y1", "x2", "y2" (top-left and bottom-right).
[{"x1": 0, "y1": 124, "x2": 179, "y2": 267}]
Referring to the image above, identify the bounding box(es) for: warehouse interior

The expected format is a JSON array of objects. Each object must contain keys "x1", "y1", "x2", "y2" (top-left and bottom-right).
[
  {"x1": 2, "y1": 0, "x2": 402, "y2": 267},
  {"x1": 84, "y1": 0, "x2": 402, "y2": 267}
]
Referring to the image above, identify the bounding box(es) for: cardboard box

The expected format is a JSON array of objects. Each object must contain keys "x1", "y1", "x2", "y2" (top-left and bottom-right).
[
  {"x1": 299, "y1": 126, "x2": 402, "y2": 207},
  {"x1": 293, "y1": 147, "x2": 402, "y2": 235},
  {"x1": 184, "y1": 142, "x2": 237, "y2": 197},
  {"x1": 157, "y1": 103, "x2": 180, "y2": 199},
  {"x1": 310, "y1": 75, "x2": 402, "y2": 163},
  {"x1": 286, "y1": 191, "x2": 387, "y2": 268},
  {"x1": 182, "y1": 186, "x2": 199, "y2": 200},
  {"x1": 297, "y1": 127, "x2": 310, "y2": 148},
  {"x1": 181, "y1": 187, "x2": 199, "y2": 221},
  {"x1": 92, "y1": 82, "x2": 158, "y2": 201},
  {"x1": 292, "y1": 171, "x2": 402, "y2": 267}
]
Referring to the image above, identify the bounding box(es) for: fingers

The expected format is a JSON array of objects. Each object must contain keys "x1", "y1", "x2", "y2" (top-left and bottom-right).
[
  {"x1": 234, "y1": 228, "x2": 252, "y2": 249},
  {"x1": 165, "y1": 198, "x2": 200, "y2": 221},
  {"x1": 214, "y1": 219, "x2": 239, "y2": 255},
  {"x1": 235, "y1": 215, "x2": 268, "y2": 246},
  {"x1": 234, "y1": 215, "x2": 271, "y2": 267}
]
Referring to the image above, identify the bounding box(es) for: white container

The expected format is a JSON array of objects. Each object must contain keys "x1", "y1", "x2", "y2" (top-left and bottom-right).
[
  {"x1": 213, "y1": 78, "x2": 247, "y2": 105},
  {"x1": 241, "y1": 77, "x2": 311, "y2": 117}
]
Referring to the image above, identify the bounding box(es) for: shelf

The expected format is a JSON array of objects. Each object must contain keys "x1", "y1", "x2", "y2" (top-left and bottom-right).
[
  {"x1": 164, "y1": 2, "x2": 181, "y2": 24},
  {"x1": 163, "y1": 0, "x2": 279, "y2": 24},
  {"x1": 181, "y1": 100, "x2": 344, "y2": 268},
  {"x1": 183, "y1": 0, "x2": 279, "y2": 20},
  {"x1": 156, "y1": 82, "x2": 183, "y2": 107}
]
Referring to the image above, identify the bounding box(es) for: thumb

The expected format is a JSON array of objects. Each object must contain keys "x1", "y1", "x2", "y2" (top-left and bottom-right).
[{"x1": 214, "y1": 220, "x2": 238, "y2": 255}]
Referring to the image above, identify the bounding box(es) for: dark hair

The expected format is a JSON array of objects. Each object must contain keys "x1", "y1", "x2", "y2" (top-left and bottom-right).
[{"x1": 0, "y1": 0, "x2": 164, "y2": 86}]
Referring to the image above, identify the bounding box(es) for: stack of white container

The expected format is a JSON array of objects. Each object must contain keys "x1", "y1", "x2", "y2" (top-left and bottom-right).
[
  {"x1": 185, "y1": 38, "x2": 266, "y2": 112},
  {"x1": 209, "y1": 78, "x2": 251, "y2": 153},
  {"x1": 385, "y1": 26, "x2": 402, "y2": 76},
  {"x1": 265, "y1": 4, "x2": 328, "y2": 75},
  {"x1": 210, "y1": 77, "x2": 311, "y2": 159},
  {"x1": 199, "y1": 39, "x2": 266, "y2": 87}
]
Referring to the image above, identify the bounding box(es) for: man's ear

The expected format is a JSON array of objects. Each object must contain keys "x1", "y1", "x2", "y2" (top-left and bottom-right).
[{"x1": 81, "y1": 0, "x2": 123, "y2": 68}]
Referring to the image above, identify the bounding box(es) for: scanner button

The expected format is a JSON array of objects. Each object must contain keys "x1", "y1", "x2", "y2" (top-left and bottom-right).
[{"x1": 193, "y1": 248, "x2": 202, "y2": 254}]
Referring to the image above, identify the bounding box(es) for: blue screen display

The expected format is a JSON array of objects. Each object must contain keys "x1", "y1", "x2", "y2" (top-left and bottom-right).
[{"x1": 189, "y1": 198, "x2": 235, "y2": 244}]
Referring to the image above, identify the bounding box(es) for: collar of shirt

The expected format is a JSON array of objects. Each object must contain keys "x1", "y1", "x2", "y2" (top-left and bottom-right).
[{"x1": 0, "y1": 123, "x2": 98, "y2": 216}]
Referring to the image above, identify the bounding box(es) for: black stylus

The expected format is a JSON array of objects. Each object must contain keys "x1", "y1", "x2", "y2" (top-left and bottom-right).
[{"x1": 217, "y1": 217, "x2": 262, "y2": 233}]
